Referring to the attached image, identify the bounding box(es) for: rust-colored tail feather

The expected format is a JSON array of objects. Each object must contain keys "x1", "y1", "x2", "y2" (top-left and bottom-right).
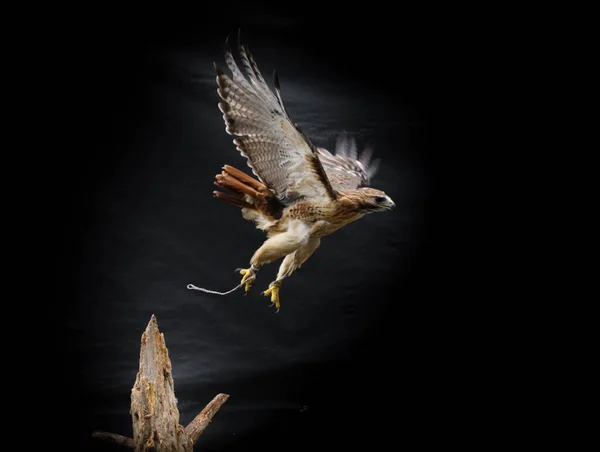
[
  {"x1": 213, "y1": 165, "x2": 284, "y2": 220},
  {"x1": 212, "y1": 190, "x2": 254, "y2": 209},
  {"x1": 223, "y1": 164, "x2": 264, "y2": 191},
  {"x1": 215, "y1": 172, "x2": 259, "y2": 198}
]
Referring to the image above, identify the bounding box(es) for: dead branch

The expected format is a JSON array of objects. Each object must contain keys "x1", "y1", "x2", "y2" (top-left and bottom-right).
[
  {"x1": 92, "y1": 315, "x2": 229, "y2": 451},
  {"x1": 184, "y1": 393, "x2": 230, "y2": 444},
  {"x1": 91, "y1": 431, "x2": 135, "y2": 448}
]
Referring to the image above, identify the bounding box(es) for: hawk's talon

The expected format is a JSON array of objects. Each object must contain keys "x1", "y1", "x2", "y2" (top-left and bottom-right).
[
  {"x1": 262, "y1": 281, "x2": 281, "y2": 311},
  {"x1": 239, "y1": 267, "x2": 257, "y2": 292}
]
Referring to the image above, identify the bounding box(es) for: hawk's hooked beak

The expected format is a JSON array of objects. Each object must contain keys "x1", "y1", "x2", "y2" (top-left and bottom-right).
[{"x1": 382, "y1": 196, "x2": 396, "y2": 211}]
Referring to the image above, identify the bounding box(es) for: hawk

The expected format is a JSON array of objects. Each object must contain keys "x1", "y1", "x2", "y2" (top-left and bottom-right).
[{"x1": 212, "y1": 38, "x2": 395, "y2": 311}]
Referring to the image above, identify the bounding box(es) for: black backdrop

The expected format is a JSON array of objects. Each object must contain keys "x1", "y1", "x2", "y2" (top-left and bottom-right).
[{"x1": 50, "y1": 7, "x2": 485, "y2": 451}]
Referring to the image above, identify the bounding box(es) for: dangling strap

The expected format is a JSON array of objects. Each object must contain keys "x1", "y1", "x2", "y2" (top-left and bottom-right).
[{"x1": 187, "y1": 265, "x2": 259, "y2": 296}]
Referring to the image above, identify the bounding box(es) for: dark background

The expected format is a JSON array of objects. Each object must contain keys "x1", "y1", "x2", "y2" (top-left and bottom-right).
[{"x1": 49, "y1": 7, "x2": 490, "y2": 451}]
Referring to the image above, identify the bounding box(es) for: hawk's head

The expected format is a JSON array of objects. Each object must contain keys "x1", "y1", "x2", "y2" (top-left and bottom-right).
[{"x1": 353, "y1": 187, "x2": 396, "y2": 213}]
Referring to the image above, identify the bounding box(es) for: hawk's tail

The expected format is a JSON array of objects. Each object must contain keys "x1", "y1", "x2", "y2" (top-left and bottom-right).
[{"x1": 213, "y1": 165, "x2": 283, "y2": 219}]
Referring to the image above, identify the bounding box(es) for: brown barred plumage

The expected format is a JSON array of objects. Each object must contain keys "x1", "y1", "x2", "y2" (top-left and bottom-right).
[{"x1": 209, "y1": 36, "x2": 396, "y2": 310}]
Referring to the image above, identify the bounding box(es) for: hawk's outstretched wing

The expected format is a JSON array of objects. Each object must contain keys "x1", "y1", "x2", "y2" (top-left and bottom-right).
[
  {"x1": 215, "y1": 39, "x2": 336, "y2": 205},
  {"x1": 316, "y1": 133, "x2": 381, "y2": 191}
]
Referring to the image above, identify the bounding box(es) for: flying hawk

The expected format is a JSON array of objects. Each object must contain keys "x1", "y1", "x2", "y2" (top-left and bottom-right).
[{"x1": 212, "y1": 38, "x2": 395, "y2": 311}]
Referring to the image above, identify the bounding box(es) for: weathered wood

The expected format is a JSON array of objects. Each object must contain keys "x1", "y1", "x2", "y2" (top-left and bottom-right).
[
  {"x1": 184, "y1": 393, "x2": 230, "y2": 444},
  {"x1": 92, "y1": 315, "x2": 229, "y2": 450},
  {"x1": 130, "y1": 315, "x2": 189, "y2": 451},
  {"x1": 91, "y1": 431, "x2": 135, "y2": 448}
]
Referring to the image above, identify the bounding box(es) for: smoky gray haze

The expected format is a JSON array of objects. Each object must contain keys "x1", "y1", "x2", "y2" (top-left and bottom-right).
[{"x1": 57, "y1": 11, "x2": 456, "y2": 451}]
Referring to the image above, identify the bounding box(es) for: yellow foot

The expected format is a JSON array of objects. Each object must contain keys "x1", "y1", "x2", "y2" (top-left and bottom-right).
[
  {"x1": 262, "y1": 281, "x2": 281, "y2": 312},
  {"x1": 238, "y1": 266, "x2": 258, "y2": 293}
]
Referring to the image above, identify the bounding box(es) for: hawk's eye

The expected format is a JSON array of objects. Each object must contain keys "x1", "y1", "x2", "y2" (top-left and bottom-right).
[{"x1": 374, "y1": 196, "x2": 386, "y2": 204}]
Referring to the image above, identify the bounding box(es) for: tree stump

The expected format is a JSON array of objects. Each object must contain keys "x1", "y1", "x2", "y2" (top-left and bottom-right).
[{"x1": 93, "y1": 315, "x2": 229, "y2": 451}]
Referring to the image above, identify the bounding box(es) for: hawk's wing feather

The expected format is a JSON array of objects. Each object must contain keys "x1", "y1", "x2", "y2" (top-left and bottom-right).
[
  {"x1": 316, "y1": 133, "x2": 381, "y2": 191},
  {"x1": 216, "y1": 40, "x2": 336, "y2": 204}
]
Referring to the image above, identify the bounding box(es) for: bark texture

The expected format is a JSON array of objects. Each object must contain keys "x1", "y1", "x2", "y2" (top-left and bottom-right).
[{"x1": 92, "y1": 315, "x2": 229, "y2": 451}]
